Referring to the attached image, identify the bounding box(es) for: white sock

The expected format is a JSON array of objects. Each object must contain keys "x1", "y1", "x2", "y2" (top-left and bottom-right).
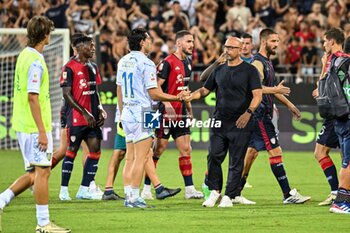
[
  {"x1": 0, "y1": 189, "x2": 15, "y2": 209},
  {"x1": 143, "y1": 184, "x2": 151, "y2": 193},
  {"x1": 331, "y1": 190, "x2": 338, "y2": 195},
  {"x1": 89, "y1": 180, "x2": 96, "y2": 189},
  {"x1": 36, "y1": 204, "x2": 50, "y2": 227},
  {"x1": 60, "y1": 186, "x2": 69, "y2": 192},
  {"x1": 124, "y1": 185, "x2": 131, "y2": 200},
  {"x1": 131, "y1": 187, "x2": 140, "y2": 201},
  {"x1": 185, "y1": 185, "x2": 195, "y2": 193}
]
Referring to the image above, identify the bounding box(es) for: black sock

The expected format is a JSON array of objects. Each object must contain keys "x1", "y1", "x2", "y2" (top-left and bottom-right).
[
  {"x1": 61, "y1": 156, "x2": 75, "y2": 186},
  {"x1": 269, "y1": 156, "x2": 291, "y2": 199}
]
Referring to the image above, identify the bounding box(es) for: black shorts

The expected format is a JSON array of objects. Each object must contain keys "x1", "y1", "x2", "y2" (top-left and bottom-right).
[
  {"x1": 249, "y1": 115, "x2": 280, "y2": 151},
  {"x1": 316, "y1": 119, "x2": 339, "y2": 148},
  {"x1": 67, "y1": 126, "x2": 102, "y2": 149},
  {"x1": 155, "y1": 121, "x2": 190, "y2": 140}
]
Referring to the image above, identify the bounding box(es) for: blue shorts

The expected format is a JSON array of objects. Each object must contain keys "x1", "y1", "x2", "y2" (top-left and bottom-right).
[
  {"x1": 316, "y1": 119, "x2": 339, "y2": 148},
  {"x1": 67, "y1": 126, "x2": 102, "y2": 150},
  {"x1": 249, "y1": 115, "x2": 280, "y2": 151},
  {"x1": 155, "y1": 122, "x2": 190, "y2": 140},
  {"x1": 334, "y1": 118, "x2": 350, "y2": 168},
  {"x1": 114, "y1": 122, "x2": 126, "y2": 150}
]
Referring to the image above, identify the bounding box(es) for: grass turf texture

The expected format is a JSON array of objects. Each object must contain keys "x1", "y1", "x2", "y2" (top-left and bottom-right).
[{"x1": 0, "y1": 149, "x2": 348, "y2": 233}]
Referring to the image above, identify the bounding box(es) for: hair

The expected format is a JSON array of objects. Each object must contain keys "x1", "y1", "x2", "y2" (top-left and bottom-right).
[
  {"x1": 324, "y1": 28, "x2": 345, "y2": 45},
  {"x1": 259, "y1": 28, "x2": 277, "y2": 41},
  {"x1": 344, "y1": 36, "x2": 350, "y2": 54},
  {"x1": 72, "y1": 34, "x2": 93, "y2": 47},
  {"x1": 241, "y1": 33, "x2": 252, "y2": 41},
  {"x1": 27, "y1": 16, "x2": 54, "y2": 47},
  {"x1": 175, "y1": 30, "x2": 192, "y2": 42},
  {"x1": 71, "y1": 33, "x2": 87, "y2": 47},
  {"x1": 128, "y1": 28, "x2": 148, "y2": 51}
]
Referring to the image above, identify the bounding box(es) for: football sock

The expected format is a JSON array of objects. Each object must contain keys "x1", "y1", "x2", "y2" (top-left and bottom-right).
[
  {"x1": 0, "y1": 189, "x2": 14, "y2": 209},
  {"x1": 335, "y1": 188, "x2": 350, "y2": 203},
  {"x1": 61, "y1": 156, "x2": 75, "y2": 186},
  {"x1": 144, "y1": 156, "x2": 159, "y2": 185},
  {"x1": 104, "y1": 187, "x2": 114, "y2": 195},
  {"x1": 179, "y1": 156, "x2": 194, "y2": 186},
  {"x1": 124, "y1": 185, "x2": 131, "y2": 200},
  {"x1": 204, "y1": 170, "x2": 208, "y2": 185},
  {"x1": 269, "y1": 156, "x2": 291, "y2": 198},
  {"x1": 155, "y1": 184, "x2": 165, "y2": 194},
  {"x1": 318, "y1": 156, "x2": 339, "y2": 192},
  {"x1": 36, "y1": 204, "x2": 49, "y2": 227},
  {"x1": 82, "y1": 153, "x2": 100, "y2": 187}
]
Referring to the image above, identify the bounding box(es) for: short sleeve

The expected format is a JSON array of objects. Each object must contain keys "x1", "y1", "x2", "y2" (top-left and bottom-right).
[
  {"x1": 60, "y1": 66, "x2": 74, "y2": 87},
  {"x1": 116, "y1": 63, "x2": 123, "y2": 86},
  {"x1": 157, "y1": 60, "x2": 171, "y2": 80},
  {"x1": 203, "y1": 68, "x2": 217, "y2": 91},
  {"x1": 144, "y1": 61, "x2": 158, "y2": 89},
  {"x1": 93, "y1": 64, "x2": 102, "y2": 85},
  {"x1": 27, "y1": 60, "x2": 43, "y2": 94},
  {"x1": 248, "y1": 65, "x2": 262, "y2": 90}
]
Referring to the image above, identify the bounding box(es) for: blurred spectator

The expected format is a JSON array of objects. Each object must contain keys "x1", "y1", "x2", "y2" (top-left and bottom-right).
[
  {"x1": 112, "y1": 31, "x2": 128, "y2": 66},
  {"x1": 226, "y1": 0, "x2": 252, "y2": 31},
  {"x1": 201, "y1": 38, "x2": 220, "y2": 65},
  {"x1": 306, "y1": 2, "x2": 327, "y2": 28},
  {"x1": 287, "y1": 37, "x2": 302, "y2": 83},
  {"x1": 344, "y1": 22, "x2": 350, "y2": 39},
  {"x1": 128, "y1": 3, "x2": 149, "y2": 30},
  {"x1": 219, "y1": 14, "x2": 243, "y2": 39},
  {"x1": 271, "y1": 0, "x2": 289, "y2": 17},
  {"x1": 283, "y1": 4, "x2": 301, "y2": 35},
  {"x1": 45, "y1": 0, "x2": 68, "y2": 28},
  {"x1": 178, "y1": 0, "x2": 198, "y2": 25},
  {"x1": 300, "y1": 38, "x2": 318, "y2": 83},
  {"x1": 195, "y1": 0, "x2": 218, "y2": 30},
  {"x1": 99, "y1": 28, "x2": 114, "y2": 80},
  {"x1": 326, "y1": 0, "x2": 346, "y2": 28},
  {"x1": 149, "y1": 38, "x2": 167, "y2": 65},
  {"x1": 255, "y1": 0, "x2": 276, "y2": 27},
  {"x1": 72, "y1": 9, "x2": 97, "y2": 36},
  {"x1": 294, "y1": 21, "x2": 315, "y2": 46},
  {"x1": 163, "y1": 1, "x2": 190, "y2": 32}
]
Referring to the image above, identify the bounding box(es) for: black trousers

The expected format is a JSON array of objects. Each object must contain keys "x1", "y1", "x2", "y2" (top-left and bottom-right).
[{"x1": 206, "y1": 119, "x2": 253, "y2": 198}]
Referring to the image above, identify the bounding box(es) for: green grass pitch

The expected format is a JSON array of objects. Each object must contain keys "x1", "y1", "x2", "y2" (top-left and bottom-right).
[{"x1": 0, "y1": 149, "x2": 348, "y2": 232}]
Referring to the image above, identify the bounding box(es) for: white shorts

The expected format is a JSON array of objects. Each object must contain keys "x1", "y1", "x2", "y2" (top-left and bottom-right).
[
  {"x1": 16, "y1": 132, "x2": 53, "y2": 171},
  {"x1": 121, "y1": 121, "x2": 154, "y2": 143}
]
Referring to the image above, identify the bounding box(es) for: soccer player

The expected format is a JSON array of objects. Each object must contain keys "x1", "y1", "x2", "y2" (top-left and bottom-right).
[
  {"x1": 322, "y1": 29, "x2": 350, "y2": 214},
  {"x1": 0, "y1": 16, "x2": 70, "y2": 232},
  {"x1": 141, "y1": 30, "x2": 203, "y2": 200},
  {"x1": 311, "y1": 51, "x2": 340, "y2": 206},
  {"x1": 117, "y1": 28, "x2": 186, "y2": 208},
  {"x1": 241, "y1": 33, "x2": 254, "y2": 63},
  {"x1": 102, "y1": 105, "x2": 125, "y2": 200},
  {"x1": 186, "y1": 37, "x2": 262, "y2": 207},
  {"x1": 59, "y1": 34, "x2": 106, "y2": 200},
  {"x1": 234, "y1": 28, "x2": 311, "y2": 204}
]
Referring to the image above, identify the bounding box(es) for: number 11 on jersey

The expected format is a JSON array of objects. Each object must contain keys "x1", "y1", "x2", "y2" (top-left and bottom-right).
[{"x1": 122, "y1": 72, "x2": 134, "y2": 98}]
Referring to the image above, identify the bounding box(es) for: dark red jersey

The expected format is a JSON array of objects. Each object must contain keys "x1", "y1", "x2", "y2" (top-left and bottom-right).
[
  {"x1": 157, "y1": 54, "x2": 191, "y2": 120},
  {"x1": 60, "y1": 59, "x2": 101, "y2": 127}
]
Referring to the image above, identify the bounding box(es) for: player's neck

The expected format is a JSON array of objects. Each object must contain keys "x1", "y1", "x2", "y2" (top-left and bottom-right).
[
  {"x1": 34, "y1": 43, "x2": 45, "y2": 54},
  {"x1": 227, "y1": 57, "x2": 243, "y2": 66},
  {"x1": 259, "y1": 49, "x2": 269, "y2": 59},
  {"x1": 331, "y1": 45, "x2": 343, "y2": 54},
  {"x1": 76, "y1": 55, "x2": 89, "y2": 64},
  {"x1": 174, "y1": 50, "x2": 186, "y2": 60}
]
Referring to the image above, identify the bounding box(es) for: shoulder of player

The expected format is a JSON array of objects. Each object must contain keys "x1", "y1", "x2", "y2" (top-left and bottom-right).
[
  {"x1": 143, "y1": 57, "x2": 156, "y2": 68},
  {"x1": 30, "y1": 60, "x2": 44, "y2": 70}
]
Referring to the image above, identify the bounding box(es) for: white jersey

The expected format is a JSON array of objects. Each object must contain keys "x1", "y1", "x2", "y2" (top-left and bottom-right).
[{"x1": 116, "y1": 51, "x2": 157, "y2": 123}]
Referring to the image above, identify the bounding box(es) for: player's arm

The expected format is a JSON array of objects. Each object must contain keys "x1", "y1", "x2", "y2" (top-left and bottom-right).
[
  {"x1": 275, "y1": 94, "x2": 301, "y2": 120},
  {"x1": 27, "y1": 61, "x2": 47, "y2": 151},
  {"x1": 252, "y1": 60, "x2": 290, "y2": 95},
  {"x1": 200, "y1": 52, "x2": 226, "y2": 82},
  {"x1": 236, "y1": 88, "x2": 263, "y2": 129},
  {"x1": 95, "y1": 85, "x2": 106, "y2": 127}
]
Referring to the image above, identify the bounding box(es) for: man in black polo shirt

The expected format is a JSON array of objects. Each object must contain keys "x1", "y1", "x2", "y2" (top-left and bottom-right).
[{"x1": 186, "y1": 37, "x2": 262, "y2": 207}]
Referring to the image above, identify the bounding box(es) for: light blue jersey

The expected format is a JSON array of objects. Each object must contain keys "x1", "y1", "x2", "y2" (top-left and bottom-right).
[{"x1": 116, "y1": 51, "x2": 157, "y2": 123}]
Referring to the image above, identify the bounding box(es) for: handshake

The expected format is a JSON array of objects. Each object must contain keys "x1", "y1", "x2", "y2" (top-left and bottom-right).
[{"x1": 177, "y1": 90, "x2": 192, "y2": 102}]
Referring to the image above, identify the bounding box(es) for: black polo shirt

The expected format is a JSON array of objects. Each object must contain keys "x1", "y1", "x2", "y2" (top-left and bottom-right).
[{"x1": 204, "y1": 62, "x2": 261, "y2": 121}]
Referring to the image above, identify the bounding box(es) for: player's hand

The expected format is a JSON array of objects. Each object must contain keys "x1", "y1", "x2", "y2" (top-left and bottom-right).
[
  {"x1": 312, "y1": 88, "x2": 318, "y2": 98},
  {"x1": 96, "y1": 110, "x2": 105, "y2": 127},
  {"x1": 217, "y1": 51, "x2": 227, "y2": 64},
  {"x1": 165, "y1": 104, "x2": 177, "y2": 121},
  {"x1": 177, "y1": 90, "x2": 191, "y2": 101},
  {"x1": 83, "y1": 110, "x2": 96, "y2": 128},
  {"x1": 37, "y1": 131, "x2": 48, "y2": 152},
  {"x1": 101, "y1": 108, "x2": 107, "y2": 119},
  {"x1": 275, "y1": 80, "x2": 290, "y2": 96},
  {"x1": 236, "y1": 112, "x2": 252, "y2": 129},
  {"x1": 289, "y1": 104, "x2": 301, "y2": 120}
]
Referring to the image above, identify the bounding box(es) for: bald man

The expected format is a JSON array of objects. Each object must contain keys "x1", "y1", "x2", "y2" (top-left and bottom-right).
[{"x1": 185, "y1": 37, "x2": 262, "y2": 207}]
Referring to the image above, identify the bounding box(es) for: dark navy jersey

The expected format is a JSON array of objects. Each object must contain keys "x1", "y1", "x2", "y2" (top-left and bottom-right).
[
  {"x1": 157, "y1": 54, "x2": 192, "y2": 120},
  {"x1": 60, "y1": 59, "x2": 102, "y2": 127},
  {"x1": 252, "y1": 53, "x2": 275, "y2": 117},
  {"x1": 204, "y1": 62, "x2": 261, "y2": 121}
]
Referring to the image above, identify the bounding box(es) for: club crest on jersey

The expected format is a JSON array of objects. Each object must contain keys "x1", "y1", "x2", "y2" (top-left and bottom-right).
[
  {"x1": 79, "y1": 79, "x2": 87, "y2": 89},
  {"x1": 70, "y1": 136, "x2": 76, "y2": 143},
  {"x1": 163, "y1": 128, "x2": 169, "y2": 135},
  {"x1": 62, "y1": 72, "x2": 67, "y2": 80},
  {"x1": 176, "y1": 74, "x2": 183, "y2": 84},
  {"x1": 270, "y1": 137, "x2": 276, "y2": 144}
]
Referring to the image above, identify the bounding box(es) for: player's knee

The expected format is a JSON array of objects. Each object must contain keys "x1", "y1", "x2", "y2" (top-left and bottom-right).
[
  {"x1": 66, "y1": 149, "x2": 77, "y2": 159},
  {"x1": 179, "y1": 145, "x2": 192, "y2": 156},
  {"x1": 154, "y1": 146, "x2": 165, "y2": 157},
  {"x1": 118, "y1": 150, "x2": 126, "y2": 161}
]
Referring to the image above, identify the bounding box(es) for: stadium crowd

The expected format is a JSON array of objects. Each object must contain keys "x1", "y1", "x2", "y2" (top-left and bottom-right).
[{"x1": 1, "y1": 0, "x2": 350, "y2": 82}]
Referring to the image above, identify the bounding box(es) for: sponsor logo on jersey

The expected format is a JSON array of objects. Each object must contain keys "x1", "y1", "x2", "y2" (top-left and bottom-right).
[
  {"x1": 79, "y1": 79, "x2": 87, "y2": 89},
  {"x1": 82, "y1": 90, "x2": 96, "y2": 95}
]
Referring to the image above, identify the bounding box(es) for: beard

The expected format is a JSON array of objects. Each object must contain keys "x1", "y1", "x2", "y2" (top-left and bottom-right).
[
  {"x1": 266, "y1": 44, "x2": 277, "y2": 56},
  {"x1": 183, "y1": 47, "x2": 193, "y2": 56}
]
